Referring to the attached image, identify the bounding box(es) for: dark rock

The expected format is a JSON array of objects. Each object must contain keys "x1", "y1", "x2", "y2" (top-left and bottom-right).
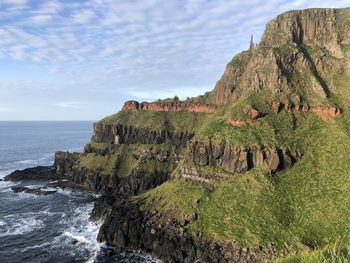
[
  {"x1": 268, "y1": 150, "x2": 280, "y2": 173},
  {"x1": 4, "y1": 166, "x2": 60, "y2": 182},
  {"x1": 188, "y1": 141, "x2": 298, "y2": 174},
  {"x1": 95, "y1": 197, "x2": 266, "y2": 263},
  {"x1": 92, "y1": 123, "x2": 194, "y2": 147},
  {"x1": 11, "y1": 186, "x2": 57, "y2": 195}
]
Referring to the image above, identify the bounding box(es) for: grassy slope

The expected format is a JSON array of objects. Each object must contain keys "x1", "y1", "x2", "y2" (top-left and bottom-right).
[
  {"x1": 138, "y1": 71, "x2": 350, "y2": 260},
  {"x1": 78, "y1": 143, "x2": 177, "y2": 176},
  {"x1": 141, "y1": 112, "x2": 350, "y2": 256},
  {"x1": 98, "y1": 109, "x2": 213, "y2": 133},
  {"x1": 95, "y1": 9, "x2": 350, "y2": 260}
]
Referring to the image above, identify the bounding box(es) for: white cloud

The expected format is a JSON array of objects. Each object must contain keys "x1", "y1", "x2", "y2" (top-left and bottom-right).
[
  {"x1": 71, "y1": 9, "x2": 95, "y2": 24},
  {"x1": 55, "y1": 101, "x2": 87, "y2": 108},
  {"x1": 28, "y1": 14, "x2": 52, "y2": 24},
  {"x1": 0, "y1": 0, "x2": 349, "y2": 119},
  {"x1": 0, "y1": 0, "x2": 27, "y2": 5}
]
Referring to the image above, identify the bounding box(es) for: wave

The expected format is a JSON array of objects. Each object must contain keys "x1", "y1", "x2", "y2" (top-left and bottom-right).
[
  {"x1": 0, "y1": 170, "x2": 14, "y2": 179},
  {"x1": 20, "y1": 241, "x2": 51, "y2": 253},
  {"x1": 0, "y1": 180, "x2": 19, "y2": 191},
  {"x1": 0, "y1": 216, "x2": 44, "y2": 237}
]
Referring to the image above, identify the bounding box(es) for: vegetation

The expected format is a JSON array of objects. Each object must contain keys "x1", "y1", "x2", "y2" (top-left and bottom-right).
[
  {"x1": 88, "y1": 8, "x2": 350, "y2": 261},
  {"x1": 138, "y1": 109, "x2": 350, "y2": 259},
  {"x1": 98, "y1": 109, "x2": 212, "y2": 133},
  {"x1": 78, "y1": 153, "x2": 118, "y2": 175}
]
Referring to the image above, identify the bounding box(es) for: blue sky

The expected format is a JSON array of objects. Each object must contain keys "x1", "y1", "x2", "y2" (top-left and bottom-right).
[{"x1": 0, "y1": 0, "x2": 349, "y2": 120}]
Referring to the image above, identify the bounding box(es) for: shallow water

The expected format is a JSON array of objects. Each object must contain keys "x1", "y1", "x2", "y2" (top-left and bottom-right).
[{"x1": 0, "y1": 121, "x2": 159, "y2": 263}]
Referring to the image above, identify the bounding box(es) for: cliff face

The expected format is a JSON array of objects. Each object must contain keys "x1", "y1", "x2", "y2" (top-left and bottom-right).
[
  {"x1": 122, "y1": 100, "x2": 217, "y2": 113},
  {"x1": 24, "y1": 7, "x2": 350, "y2": 263},
  {"x1": 187, "y1": 141, "x2": 296, "y2": 174},
  {"x1": 207, "y1": 8, "x2": 350, "y2": 105},
  {"x1": 92, "y1": 123, "x2": 194, "y2": 147}
]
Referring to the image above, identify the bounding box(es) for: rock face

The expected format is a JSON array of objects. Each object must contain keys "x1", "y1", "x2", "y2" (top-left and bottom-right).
[
  {"x1": 122, "y1": 100, "x2": 217, "y2": 113},
  {"x1": 54, "y1": 151, "x2": 82, "y2": 177},
  {"x1": 11, "y1": 186, "x2": 57, "y2": 195},
  {"x1": 92, "y1": 123, "x2": 194, "y2": 147},
  {"x1": 310, "y1": 106, "x2": 341, "y2": 121},
  {"x1": 70, "y1": 166, "x2": 171, "y2": 195},
  {"x1": 4, "y1": 166, "x2": 61, "y2": 182},
  {"x1": 227, "y1": 118, "x2": 257, "y2": 127},
  {"x1": 207, "y1": 8, "x2": 350, "y2": 105},
  {"x1": 243, "y1": 108, "x2": 261, "y2": 119},
  {"x1": 269, "y1": 100, "x2": 341, "y2": 121},
  {"x1": 187, "y1": 141, "x2": 297, "y2": 174},
  {"x1": 95, "y1": 197, "x2": 273, "y2": 263},
  {"x1": 263, "y1": 8, "x2": 345, "y2": 57}
]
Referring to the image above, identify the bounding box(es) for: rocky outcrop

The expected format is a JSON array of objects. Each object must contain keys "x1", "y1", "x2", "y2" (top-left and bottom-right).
[
  {"x1": 51, "y1": 149, "x2": 175, "y2": 195},
  {"x1": 11, "y1": 186, "x2": 57, "y2": 195},
  {"x1": 207, "y1": 8, "x2": 350, "y2": 105},
  {"x1": 95, "y1": 197, "x2": 275, "y2": 263},
  {"x1": 227, "y1": 118, "x2": 257, "y2": 127},
  {"x1": 54, "y1": 151, "x2": 82, "y2": 177},
  {"x1": 70, "y1": 166, "x2": 171, "y2": 195},
  {"x1": 176, "y1": 165, "x2": 230, "y2": 191},
  {"x1": 4, "y1": 152, "x2": 81, "y2": 182},
  {"x1": 122, "y1": 100, "x2": 217, "y2": 113},
  {"x1": 187, "y1": 141, "x2": 297, "y2": 174},
  {"x1": 269, "y1": 101, "x2": 341, "y2": 121},
  {"x1": 227, "y1": 108, "x2": 264, "y2": 127},
  {"x1": 310, "y1": 106, "x2": 341, "y2": 121},
  {"x1": 134, "y1": 147, "x2": 183, "y2": 163},
  {"x1": 4, "y1": 166, "x2": 61, "y2": 182},
  {"x1": 92, "y1": 123, "x2": 194, "y2": 147},
  {"x1": 263, "y1": 8, "x2": 345, "y2": 57},
  {"x1": 243, "y1": 108, "x2": 261, "y2": 119}
]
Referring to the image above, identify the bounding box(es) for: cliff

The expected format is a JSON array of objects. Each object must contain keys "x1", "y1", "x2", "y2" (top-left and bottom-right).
[
  {"x1": 7, "y1": 7, "x2": 350, "y2": 263},
  {"x1": 122, "y1": 100, "x2": 217, "y2": 113},
  {"x1": 207, "y1": 8, "x2": 350, "y2": 106},
  {"x1": 92, "y1": 122, "x2": 194, "y2": 147}
]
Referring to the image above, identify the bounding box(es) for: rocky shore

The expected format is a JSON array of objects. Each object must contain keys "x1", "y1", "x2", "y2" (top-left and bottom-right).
[{"x1": 3, "y1": 147, "x2": 277, "y2": 263}]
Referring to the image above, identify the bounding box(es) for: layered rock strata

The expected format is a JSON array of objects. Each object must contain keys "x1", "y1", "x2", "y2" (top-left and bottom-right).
[
  {"x1": 92, "y1": 123, "x2": 194, "y2": 147},
  {"x1": 122, "y1": 100, "x2": 217, "y2": 113},
  {"x1": 187, "y1": 141, "x2": 296, "y2": 174},
  {"x1": 270, "y1": 101, "x2": 341, "y2": 121}
]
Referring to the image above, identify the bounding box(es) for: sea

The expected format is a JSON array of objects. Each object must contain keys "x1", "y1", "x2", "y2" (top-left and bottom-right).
[{"x1": 0, "y1": 121, "x2": 160, "y2": 263}]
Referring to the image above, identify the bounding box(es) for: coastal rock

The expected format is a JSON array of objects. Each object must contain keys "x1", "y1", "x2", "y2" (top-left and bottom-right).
[
  {"x1": 122, "y1": 100, "x2": 217, "y2": 113},
  {"x1": 54, "y1": 151, "x2": 82, "y2": 177},
  {"x1": 95, "y1": 197, "x2": 268, "y2": 263},
  {"x1": 11, "y1": 186, "x2": 57, "y2": 195},
  {"x1": 92, "y1": 123, "x2": 194, "y2": 147},
  {"x1": 207, "y1": 8, "x2": 349, "y2": 105},
  {"x1": 187, "y1": 141, "x2": 297, "y2": 174},
  {"x1": 4, "y1": 166, "x2": 60, "y2": 182}
]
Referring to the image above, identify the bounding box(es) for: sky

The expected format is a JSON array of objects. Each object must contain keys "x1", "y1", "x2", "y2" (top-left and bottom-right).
[{"x1": 0, "y1": 0, "x2": 349, "y2": 120}]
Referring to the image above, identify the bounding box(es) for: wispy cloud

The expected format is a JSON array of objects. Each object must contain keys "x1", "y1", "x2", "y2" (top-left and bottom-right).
[
  {"x1": 55, "y1": 101, "x2": 87, "y2": 108},
  {"x1": 0, "y1": 0, "x2": 349, "y2": 120}
]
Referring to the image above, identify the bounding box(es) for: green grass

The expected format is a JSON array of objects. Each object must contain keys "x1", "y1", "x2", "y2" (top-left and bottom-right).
[
  {"x1": 141, "y1": 179, "x2": 207, "y2": 219},
  {"x1": 274, "y1": 240, "x2": 350, "y2": 263},
  {"x1": 88, "y1": 8, "x2": 350, "y2": 259},
  {"x1": 139, "y1": 108, "x2": 350, "y2": 256},
  {"x1": 78, "y1": 143, "x2": 178, "y2": 177},
  {"x1": 98, "y1": 109, "x2": 213, "y2": 133},
  {"x1": 196, "y1": 91, "x2": 329, "y2": 155},
  {"x1": 78, "y1": 153, "x2": 118, "y2": 175}
]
